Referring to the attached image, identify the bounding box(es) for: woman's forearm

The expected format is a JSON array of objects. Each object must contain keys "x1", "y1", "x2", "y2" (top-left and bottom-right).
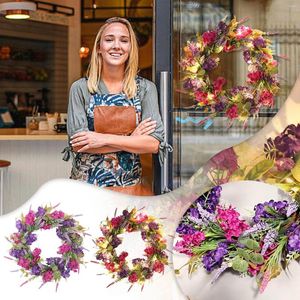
[
  {"x1": 72, "y1": 145, "x2": 121, "y2": 154},
  {"x1": 105, "y1": 134, "x2": 159, "y2": 154}
]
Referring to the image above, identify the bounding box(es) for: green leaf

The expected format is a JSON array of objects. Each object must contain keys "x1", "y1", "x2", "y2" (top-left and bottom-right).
[
  {"x1": 239, "y1": 238, "x2": 261, "y2": 251},
  {"x1": 249, "y1": 252, "x2": 264, "y2": 264},
  {"x1": 231, "y1": 256, "x2": 249, "y2": 273},
  {"x1": 237, "y1": 248, "x2": 250, "y2": 261},
  {"x1": 245, "y1": 159, "x2": 274, "y2": 180}
]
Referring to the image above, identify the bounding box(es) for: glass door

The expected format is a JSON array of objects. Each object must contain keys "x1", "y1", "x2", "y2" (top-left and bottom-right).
[{"x1": 154, "y1": 0, "x2": 300, "y2": 192}]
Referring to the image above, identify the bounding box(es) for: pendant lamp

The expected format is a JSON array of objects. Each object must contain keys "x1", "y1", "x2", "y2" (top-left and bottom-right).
[{"x1": 0, "y1": 1, "x2": 36, "y2": 20}]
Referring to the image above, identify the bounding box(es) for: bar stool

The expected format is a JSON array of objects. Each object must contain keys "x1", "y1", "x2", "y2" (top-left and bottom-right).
[{"x1": 0, "y1": 160, "x2": 11, "y2": 215}]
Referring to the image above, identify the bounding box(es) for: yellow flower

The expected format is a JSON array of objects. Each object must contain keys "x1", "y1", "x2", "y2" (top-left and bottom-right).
[{"x1": 186, "y1": 63, "x2": 200, "y2": 74}]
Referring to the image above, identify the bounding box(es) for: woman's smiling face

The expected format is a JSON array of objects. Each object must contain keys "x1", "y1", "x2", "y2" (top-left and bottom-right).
[{"x1": 99, "y1": 22, "x2": 131, "y2": 68}]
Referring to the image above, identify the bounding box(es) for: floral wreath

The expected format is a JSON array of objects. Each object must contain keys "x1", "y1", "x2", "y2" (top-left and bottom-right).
[
  {"x1": 180, "y1": 17, "x2": 280, "y2": 125},
  {"x1": 7, "y1": 205, "x2": 86, "y2": 289},
  {"x1": 95, "y1": 207, "x2": 168, "y2": 289},
  {"x1": 174, "y1": 186, "x2": 300, "y2": 293}
]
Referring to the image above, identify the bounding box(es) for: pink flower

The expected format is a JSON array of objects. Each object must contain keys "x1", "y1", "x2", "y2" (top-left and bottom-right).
[
  {"x1": 259, "y1": 90, "x2": 274, "y2": 107},
  {"x1": 41, "y1": 224, "x2": 51, "y2": 230},
  {"x1": 226, "y1": 105, "x2": 238, "y2": 120},
  {"x1": 213, "y1": 77, "x2": 226, "y2": 93},
  {"x1": 236, "y1": 25, "x2": 252, "y2": 40},
  {"x1": 50, "y1": 210, "x2": 65, "y2": 219},
  {"x1": 32, "y1": 248, "x2": 41, "y2": 257},
  {"x1": 136, "y1": 213, "x2": 148, "y2": 223},
  {"x1": 202, "y1": 30, "x2": 217, "y2": 45},
  {"x1": 42, "y1": 270, "x2": 53, "y2": 283},
  {"x1": 153, "y1": 261, "x2": 165, "y2": 273},
  {"x1": 68, "y1": 259, "x2": 79, "y2": 272},
  {"x1": 275, "y1": 157, "x2": 295, "y2": 171},
  {"x1": 25, "y1": 210, "x2": 35, "y2": 225},
  {"x1": 57, "y1": 243, "x2": 71, "y2": 254},
  {"x1": 174, "y1": 232, "x2": 205, "y2": 256},
  {"x1": 10, "y1": 233, "x2": 21, "y2": 244},
  {"x1": 18, "y1": 257, "x2": 31, "y2": 269},
  {"x1": 216, "y1": 206, "x2": 249, "y2": 240},
  {"x1": 247, "y1": 71, "x2": 263, "y2": 83},
  {"x1": 104, "y1": 262, "x2": 115, "y2": 272}
]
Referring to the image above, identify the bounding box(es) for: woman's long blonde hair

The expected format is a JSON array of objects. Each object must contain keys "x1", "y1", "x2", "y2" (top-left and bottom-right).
[{"x1": 86, "y1": 17, "x2": 139, "y2": 99}]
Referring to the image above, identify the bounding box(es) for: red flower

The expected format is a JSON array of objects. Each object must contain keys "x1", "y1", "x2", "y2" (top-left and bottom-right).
[
  {"x1": 119, "y1": 251, "x2": 128, "y2": 262},
  {"x1": 195, "y1": 90, "x2": 208, "y2": 104},
  {"x1": 224, "y1": 41, "x2": 235, "y2": 52},
  {"x1": 153, "y1": 261, "x2": 165, "y2": 273},
  {"x1": 128, "y1": 272, "x2": 138, "y2": 283},
  {"x1": 202, "y1": 30, "x2": 217, "y2": 45},
  {"x1": 247, "y1": 71, "x2": 263, "y2": 83},
  {"x1": 111, "y1": 216, "x2": 123, "y2": 228},
  {"x1": 213, "y1": 77, "x2": 226, "y2": 93},
  {"x1": 144, "y1": 246, "x2": 155, "y2": 256},
  {"x1": 226, "y1": 105, "x2": 238, "y2": 120},
  {"x1": 259, "y1": 90, "x2": 274, "y2": 107},
  {"x1": 105, "y1": 262, "x2": 115, "y2": 272}
]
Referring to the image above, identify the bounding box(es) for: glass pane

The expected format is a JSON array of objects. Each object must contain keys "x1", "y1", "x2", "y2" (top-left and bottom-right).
[
  {"x1": 83, "y1": 0, "x2": 93, "y2": 8},
  {"x1": 95, "y1": 9, "x2": 125, "y2": 18},
  {"x1": 172, "y1": 0, "x2": 299, "y2": 188},
  {"x1": 83, "y1": 8, "x2": 93, "y2": 19},
  {"x1": 95, "y1": 0, "x2": 123, "y2": 7}
]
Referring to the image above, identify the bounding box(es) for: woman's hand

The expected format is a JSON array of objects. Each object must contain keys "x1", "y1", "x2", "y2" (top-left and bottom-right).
[
  {"x1": 70, "y1": 131, "x2": 107, "y2": 152},
  {"x1": 131, "y1": 117, "x2": 157, "y2": 136}
]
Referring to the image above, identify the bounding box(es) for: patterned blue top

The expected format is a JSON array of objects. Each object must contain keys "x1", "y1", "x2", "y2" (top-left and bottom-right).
[{"x1": 70, "y1": 82, "x2": 142, "y2": 187}]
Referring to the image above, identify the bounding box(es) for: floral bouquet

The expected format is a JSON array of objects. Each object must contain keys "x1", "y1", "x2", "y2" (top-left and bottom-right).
[
  {"x1": 174, "y1": 186, "x2": 300, "y2": 293},
  {"x1": 207, "y1": 123, "x2": 300, "y2": 202}
]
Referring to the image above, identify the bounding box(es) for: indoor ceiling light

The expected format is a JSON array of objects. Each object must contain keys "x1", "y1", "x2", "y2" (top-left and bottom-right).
[{"x1": 0, "y1": 1, "x2": 36, "y2": 20}]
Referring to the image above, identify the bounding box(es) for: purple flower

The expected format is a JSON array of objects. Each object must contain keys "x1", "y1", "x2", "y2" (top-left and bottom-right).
[
  {"x1": 62, "y1": 219, "x2": 75, "y2": 227},
  {"x1": 253, "y1": 37, "x2": 266, "y2": 48},
  {"x1": 243, "y1": 50, "x2": 251, "y2": 63},
  {"x1": 288, "y1": 228, "x2": 300, "y2": 252},
  {"x1": 183, "y1": 78, "x2": 193, "y2": 90},
  {"x1": 31, "y1": 265, "x2": 42, "y2": 276},
  {"x1": 203, "y1": 57, "x2": 217, "y2": 71},
  {"x1": 202, "y1": 243, "x2": 228, "y2": 272},
  {"x1": 217, "y1": 21, "x2": 228, "y2": 33},
  {"x1": 61, "y1": 268, "x2": 70, "y2": 278},
  {"x1": 196, "y1": 186, "x2": 222, "y2": 213},
  {"x1": 118, "y1": 269, "x2": 129, "y2": 278},
  {"x1": 253, "y1": 200, "x2": 288, "y2": 223},
  {"x1": 9, "y1": 248, "x2": 25, "y2": 259},
  {"x1": 16, "y1": 220, "x2": 26, "y2": 232},
  {"x1": 176, "y1": 223, "x2": 196, "y2": 235},
  {"x1": 214, "y1": 101, "x2": 226, "y2": 112},
  {"x1": 148, "y1": 222, "x2": 159, "y2": 230},
  {"x1": 261, "y1": 229, "x2": 278, "y2": 255},
  {"x1": 25, "y1": 233, "x2": 37, "y2": 245},
  {"x1": 111, "y1": 236, "x2": 122, "y2": 248},
  {"x1": 35, "y1": 206, "x2": 46, "y2": 217}
]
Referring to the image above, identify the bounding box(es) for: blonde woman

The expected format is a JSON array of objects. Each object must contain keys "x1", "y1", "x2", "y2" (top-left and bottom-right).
[{"x1": 66, "y1": 17, "x2": 166, "y2": 195}]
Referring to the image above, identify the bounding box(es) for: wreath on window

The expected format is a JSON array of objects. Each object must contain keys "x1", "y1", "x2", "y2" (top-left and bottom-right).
[
  {"x1": 180, "y1": 17, "x2": 280, "y2": 125},
  {"x1": 94, "y1": 207, "x2": 168, "y2": 290},
  {"x1": 7, "y1": 205, "x2": 86, "y2": 289}
]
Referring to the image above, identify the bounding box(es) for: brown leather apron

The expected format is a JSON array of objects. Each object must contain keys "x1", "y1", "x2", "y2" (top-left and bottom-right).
[{"x1": 93, "y1": 105, "x2": 154, "y2": 196}]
